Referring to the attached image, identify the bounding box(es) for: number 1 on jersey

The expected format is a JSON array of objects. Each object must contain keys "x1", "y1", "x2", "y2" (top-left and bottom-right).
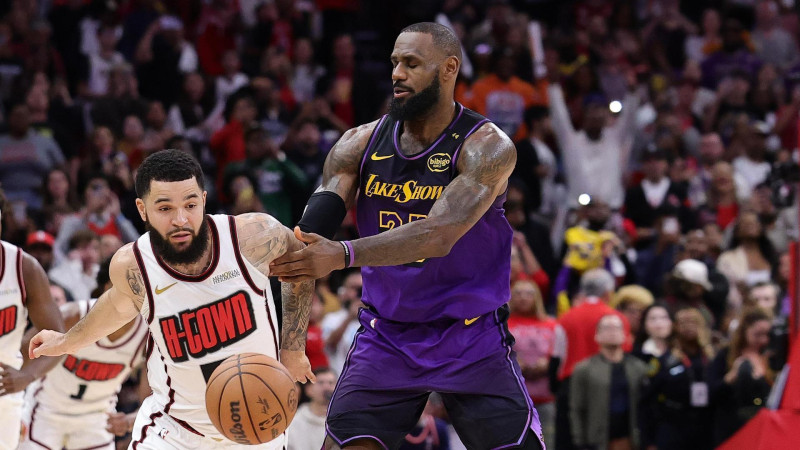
[{"x1": 70, "y1": 383, "x2": 87, "y2": 400}]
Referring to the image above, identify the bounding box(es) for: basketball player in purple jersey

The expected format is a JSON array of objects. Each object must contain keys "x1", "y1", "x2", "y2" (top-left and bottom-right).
[{"x1": 270, "y1": 22, "x2": 545, "y2": 450}]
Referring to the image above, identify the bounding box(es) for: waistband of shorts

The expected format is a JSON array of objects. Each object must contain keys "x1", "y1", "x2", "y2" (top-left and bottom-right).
[{"x1": 167, "y1": 414, "x2": 204, "y2": 437}]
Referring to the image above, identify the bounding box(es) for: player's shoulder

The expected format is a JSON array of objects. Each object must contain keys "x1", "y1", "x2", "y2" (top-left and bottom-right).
[
  {"x1": 463, "y1": 121, "x2": 513, "y2": 149},
  {"x1": 457, "y1": 122, "x2": 516, "y2": 173},
  {"x1": 233, "y1": 213, "x2": 293, "y2": 268},
  {"x1": 233, "y1": 212, "x2": 289, "y2": 236},
  {"x1": 110, "y1": 243, "x2": 138, "y2": 271},
  {"x1": 334, "y1": 118, "x2": 384, "y2": 152}
]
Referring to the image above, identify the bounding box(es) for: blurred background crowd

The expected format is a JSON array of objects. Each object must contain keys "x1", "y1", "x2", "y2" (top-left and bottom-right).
[{"x1": 0, "y1": 0, "x2": 799, "y2": 449}]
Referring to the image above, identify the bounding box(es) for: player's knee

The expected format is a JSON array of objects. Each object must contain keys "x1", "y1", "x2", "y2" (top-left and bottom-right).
[{"x1": 324, "y1": 435, "x2": 384, "y2": 450}]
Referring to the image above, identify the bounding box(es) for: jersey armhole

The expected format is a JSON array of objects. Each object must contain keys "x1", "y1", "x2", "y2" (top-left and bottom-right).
[
  {"x1": 227, "y1": 215, "x2": 267, "y2": 293},
  {"x1": 130, "y1": 332, "x2": 148, "y2": 368},
  {"x1": 132, "y1": 241, "x2": 155, "y2": 324},
  {"x1": 450, "y1": 118, "x2": 490, "y2": 177},
  {"x1": 15, "y1": 249, "x2": 26, "y2": 306},
  {"x1": 358, "y1": 115, "x2": 389, "y2": 179}
]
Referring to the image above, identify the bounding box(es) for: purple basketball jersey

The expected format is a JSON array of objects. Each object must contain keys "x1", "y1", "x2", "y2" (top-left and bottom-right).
[{"x1": 355, "y1": 104, "x2": 513, "y2": 322}]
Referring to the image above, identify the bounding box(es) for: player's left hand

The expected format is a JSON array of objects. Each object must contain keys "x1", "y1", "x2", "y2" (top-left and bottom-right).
[
  {"x1": 279, "y1": 349, "x2": 316, "y2": 384},
  {"x1": 106, "y1": 411, "x2": 135, "y2": 436},
  {"x1": 270, "y1": 227, "x2": 345, "y2": 283},
  {"x1": 0, "y1": 362, "x2": 34, "y2": 396}
]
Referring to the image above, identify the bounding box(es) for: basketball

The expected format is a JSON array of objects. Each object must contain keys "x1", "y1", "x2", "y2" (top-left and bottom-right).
[{"x1": 205, "y1": 353, "x2": 299, "y2": 444}]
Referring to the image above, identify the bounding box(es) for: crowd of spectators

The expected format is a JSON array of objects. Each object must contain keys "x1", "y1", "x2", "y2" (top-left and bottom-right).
[{"x1": 1, "y1": 0, "x2": 799, "y2": 449}]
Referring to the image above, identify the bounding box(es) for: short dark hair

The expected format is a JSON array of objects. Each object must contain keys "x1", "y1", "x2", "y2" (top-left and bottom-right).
[
  {"x1": 400, "y1": 22, "x2": 462, "y2": 61},
  {"x1": 91, "y1": 258, "x2": 112, "y2": 298},
  {"x1": 312, "y1": 367, "x2": 335, "y2": 377},
  {"x1": 0, "y1": 188, "x2": 8, "y2": 216},
  {"x1": 135, "y1": 149, "x2": 204, "y2": 198},
  {"x1": 524, "y1": 106, "x2": 549, "y2": 125},
  {"x1": 68, "y1": 229, "x2": 99, "y2": 251}
]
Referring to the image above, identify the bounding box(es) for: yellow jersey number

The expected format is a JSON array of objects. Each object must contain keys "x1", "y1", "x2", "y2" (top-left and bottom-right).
[{"x1": 379, "y1": 211, "x2": 428, "y2": 266}]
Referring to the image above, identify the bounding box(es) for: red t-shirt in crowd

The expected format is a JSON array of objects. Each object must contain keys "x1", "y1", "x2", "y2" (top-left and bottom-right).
[
  {"x1": 556, "y1": 299, "x2": 631, "y2": 380},
  {"x1": 507, "y1": 314, "x2": 557, "y2": 404},
  {"x1": 716, "y1": 203, "x2": 739, "y2": 230},
  {"x1": 304, "y1": 323, "x2": 329, "y2": 371}
]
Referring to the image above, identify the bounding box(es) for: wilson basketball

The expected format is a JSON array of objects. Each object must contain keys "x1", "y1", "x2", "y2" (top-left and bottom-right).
[{"x1": 205, "y1": 353, "x2": 299, "y2": 444}]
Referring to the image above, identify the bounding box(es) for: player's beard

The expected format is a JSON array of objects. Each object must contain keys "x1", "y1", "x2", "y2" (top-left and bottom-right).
[
  {"x1": 389, "y1": 75, "x2": 441, "y2": 121},
  {"x1": 147, "y1": 215, "x2": 210, "y2": 266}
]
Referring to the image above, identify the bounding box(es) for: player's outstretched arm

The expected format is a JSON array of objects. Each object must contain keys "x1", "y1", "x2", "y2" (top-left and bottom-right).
[
  {"x1": 0, "y1": 253, "x2": 65, "y2": 396},
  {"x1": 29, "y1": 244, "x2": 143, "y2": 359},
  {"x1": 270, "y1": 123, "x2": 516, "y2": 282},
  {"x1": 235, "y1": 213, "x2": 316, "y2": 384},
  {"x1": 291, "y1": 120, "x2": 378, "y2": 243},
  {"x1": 314, "y1": 121, "x2": 377, "y2": 208}
]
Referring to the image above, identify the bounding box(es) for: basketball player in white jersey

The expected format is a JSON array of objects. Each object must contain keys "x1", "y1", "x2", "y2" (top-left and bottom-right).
[
  {"x1": 0, "y1": 190, "x2": 65, "y2": 450},
  {"x1": 29, "y1": 150, "x2": 316, "y2": 449},
  {"x1": 20, "y1": 260, "x2": 149, "y2": 450}
]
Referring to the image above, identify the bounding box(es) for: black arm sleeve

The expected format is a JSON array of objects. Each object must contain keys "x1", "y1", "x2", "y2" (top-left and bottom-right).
[{"x1": 296, "y1": 191, "x2": 348, "y2": 240}]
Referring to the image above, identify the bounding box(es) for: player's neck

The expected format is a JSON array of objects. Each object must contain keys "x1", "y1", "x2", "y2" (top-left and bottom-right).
[
  {"x1": 599, "y1": 345, "x2": 624, "y2": 363},
  {"x1": 402, "y1": 100, "x2": 457, "y2": 146}
]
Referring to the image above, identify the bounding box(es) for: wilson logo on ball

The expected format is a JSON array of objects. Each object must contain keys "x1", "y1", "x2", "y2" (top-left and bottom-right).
[
  {"x1": 159, "y1": 291, "x2": 257, "y2": 362},
  {"x1": 229, "y1": 401, "x2": 249, "y2": 444}
]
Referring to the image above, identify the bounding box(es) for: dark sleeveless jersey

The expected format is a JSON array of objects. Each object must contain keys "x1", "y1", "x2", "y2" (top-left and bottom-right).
[{"x1": 355, "y1": 103, "x2": 513, "y2": 322}]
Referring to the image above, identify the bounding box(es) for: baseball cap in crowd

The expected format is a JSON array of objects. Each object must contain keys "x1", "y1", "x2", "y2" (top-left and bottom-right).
[
  {"x1": 672, "y1": 259, "x2": 712, "y2": 290},
  {"x1": 26, "y1": 231, "x2": 55, "y2": 248}
]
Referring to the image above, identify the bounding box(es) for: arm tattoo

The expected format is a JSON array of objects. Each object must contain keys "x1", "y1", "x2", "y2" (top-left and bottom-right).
[
  {"x1": 317, "y1": 122, "x2": 376, "y2": 207},
  {"x1": 280, "y1": 280, "x2": 315, "y2": 351},
  {"x1": 350, "y1": 125, "x2": 515, "y2": 267},
  {"x1": 237, "y1": 214, "x2": 287, "y2": 274},
  {"x1": 127, "y1": 268, "x2": 144, "y2": 297}
]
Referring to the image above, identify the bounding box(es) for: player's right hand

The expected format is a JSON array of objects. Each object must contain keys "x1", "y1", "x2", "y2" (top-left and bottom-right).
[
  {"x1": 106, "y1": 412, "x2": 135, "y2": 436},
  {"x1": 28, "y1": 330, "x2": 67, "y2": 359}
]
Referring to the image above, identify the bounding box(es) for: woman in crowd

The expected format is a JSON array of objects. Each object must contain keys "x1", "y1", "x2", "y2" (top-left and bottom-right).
[
  {"x1": 613, "y1": 285, "x2": 655, "y2": 338},
  {"x1": 708, "y1": 309, "x2": 773, "y2": 446},
  {"x1": 41, "y1": 167, "x2": 78, "y2": 214},
  {"x1": 695, "y1": 162, "x2": 741, "y2": 231},
  {"x1": 507, "y1": 280, "x2": 557, "y2": 448},
  {"x1": 633, "y1": 303, "x2": 673, "y2": 364},
  {"x1": 640, "y1": 307, "x2": 714, "y2": 450},
  {"x1": 717, "y1": 211, "x2": 778, "y2": 314}
]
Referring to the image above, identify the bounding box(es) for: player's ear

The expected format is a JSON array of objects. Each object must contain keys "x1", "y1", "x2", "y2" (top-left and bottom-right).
[
  {"x1": 202, "y1": 191, "x2": 207, "y2": 206},
  {"x1": 135, "y1": 198, "x2": 146, "y2": 222},
  {"x1": 441, "y1": 55, "x2": 459, "y2": 82}
]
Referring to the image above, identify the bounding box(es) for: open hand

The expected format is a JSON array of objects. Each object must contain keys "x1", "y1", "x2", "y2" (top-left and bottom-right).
[
  {"x1": 269, "y1": 227, "x2": 345, "y2": 283},
  {"x1": 106, "y1": 412, "x2": 135, "y2": 436},
  {"x1": 0, "y1": 362, "x2": 34, "y2": 396}
]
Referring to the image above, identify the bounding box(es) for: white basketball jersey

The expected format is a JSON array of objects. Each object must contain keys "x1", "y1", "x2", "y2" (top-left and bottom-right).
[
  {"x1": 28, "y1": 299, "x2": 148, "y2": 416},
  {"x1": 0, "y1": 241, "x2": 28, "y2": 370},
  {"x1": 133, "y1": 214, "x2": 280, "y2": 439}
]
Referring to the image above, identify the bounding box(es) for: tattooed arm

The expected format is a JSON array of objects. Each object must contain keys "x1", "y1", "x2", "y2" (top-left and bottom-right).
[
  {"x1": 348, "y1": 123, "x2": 515, "y2": 265},
  {"x1": 236, "y1": 214, "x2": 316, "y2": 383},
  {"x1": 313, "y1": 120, "x2": 379, "y2": 208},
  {"x1": 30, "y1": 244, "x2": 143, "y2": 358},
  {"x1": 270, "y1": 123, "x2": 517, "y2": 281}
]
